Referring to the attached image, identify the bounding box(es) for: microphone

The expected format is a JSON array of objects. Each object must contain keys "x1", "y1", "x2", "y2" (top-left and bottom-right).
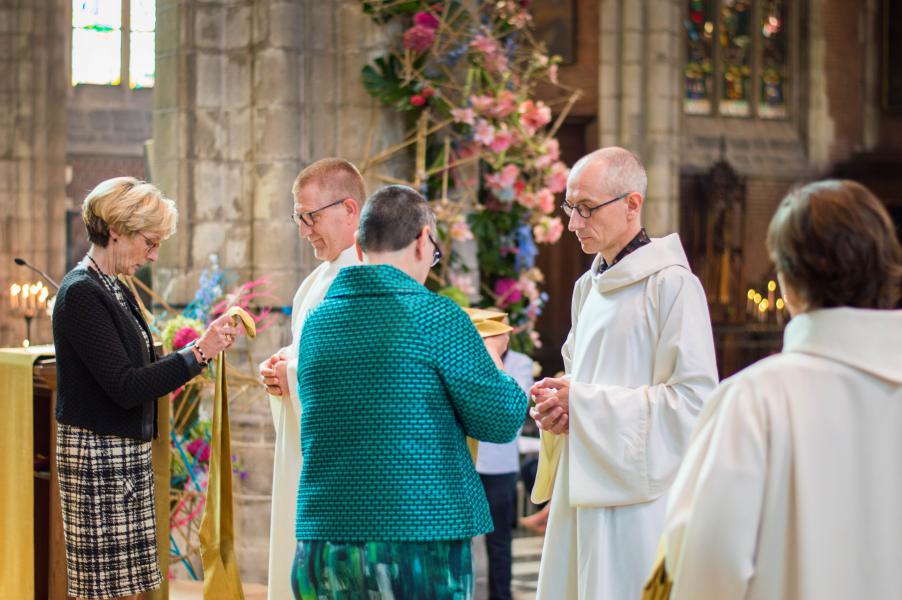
[{"x1": 14, "y1": 257, "x2": 60, "y2": 290}]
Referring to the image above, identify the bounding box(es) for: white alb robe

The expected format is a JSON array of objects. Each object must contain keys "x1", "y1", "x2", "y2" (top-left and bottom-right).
[
  {"x1": 665, "y1": 307, "x2": 902, "y2": 600},
  {"x1": 266, "y1": 245, "x2": 360, "y2": 600},
  {"x1": 534, "y1": 233, "x2": 718, "y2": 600}
]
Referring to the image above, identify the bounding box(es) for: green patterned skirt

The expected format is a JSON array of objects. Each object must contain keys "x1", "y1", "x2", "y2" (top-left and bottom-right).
[{"x1": 291, "y1": 539, "x2": 472, "y2": 600}]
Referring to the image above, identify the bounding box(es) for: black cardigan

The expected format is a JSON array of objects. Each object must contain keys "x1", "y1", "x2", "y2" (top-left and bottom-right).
[{"x1": 53, "y1": 267, "x2": 204, "y2": 441}]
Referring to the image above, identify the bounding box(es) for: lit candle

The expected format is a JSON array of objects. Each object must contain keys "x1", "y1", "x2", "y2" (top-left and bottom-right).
[
  {"x1": 775, "y1": 297, "x2": 785, "y2": 326},
  {"x1": 758, "y1": 299, "x2": 768, "y2": 322},
  {"x1": 38, "y1": 287, "x2": 49, "y2": 311},
  {"x1": 10, "y1": 284, "x2": 20, "y2": 310},
  {"x1": 746, "y1": 288, "x2": 755, "y2": 317},
  {"x1": 21, "y1": 284, "x2": 30, "y2": 312},
  {"x1": 767, "y1": 280, "x2": 776, "y2": 310},
  {"x1": 30, "y1": 283, "x2": 41, "y2": 312}
]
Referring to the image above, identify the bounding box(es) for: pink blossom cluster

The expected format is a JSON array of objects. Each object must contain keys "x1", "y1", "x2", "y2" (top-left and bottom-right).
[
  {"x1": 403, "y1": 11, "x2": 441, "y2": 53},
  {"x1": 533, "y1": 215, "x2": 565, "y2": 244},
  {"x1": 470, "y1": 33, "x2": 508, "y2": 73},
  {"x1": 172, "y1": 326, "x2": 200, "y2": 351}
]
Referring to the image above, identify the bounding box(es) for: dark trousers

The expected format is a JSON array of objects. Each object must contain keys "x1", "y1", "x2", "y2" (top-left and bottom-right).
[{"x1": 479, "y1": 472, "x2": 518, "y2": 600}]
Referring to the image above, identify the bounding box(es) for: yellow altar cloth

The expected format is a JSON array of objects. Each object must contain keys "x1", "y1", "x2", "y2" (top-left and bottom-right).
[
  {"x1": 0, "y1": 346, "x2": 53, "y2": 600},
  {"x1": 199, "y1": 308, "x2": 255, "y2": 600}
]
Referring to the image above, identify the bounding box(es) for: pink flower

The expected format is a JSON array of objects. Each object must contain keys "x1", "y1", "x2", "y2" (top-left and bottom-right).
[
  {"x1": 470, "y1": 94, "x2": 494, "y2": 113},
  {"x1": 516, "y1": 190, "x2": 535, "y2": 209},
  {"x1": 494, "y1": 278, "x2": 523, "y2": 308},
  {"x1": 533, "y1": 216, "x2": 564, "y2": 244},
  {"x1": 172, "y1": 326, "x2": 200, "y2": 351},
  {"x1": 489, "y1": 127, "x2": 515, "y2": 153},
  {"x1": 518, "y1": 100, "x2": 552, "y2": 135},
  {"x1": 470, "y1": 33, "x2": 508, "y2": 73},
  {"x1": 186, "y1": 439, "x2": 211, "y2": 463},
  {"x1": 450, "y1": 220, "x2": 474, "y2": 241},
  {"x1": 449, "y1": 272, "x2": 477, "y2": 295},
  {"x1": 403, "y1": 24, "x2": 436, "y2": 53},
  {"x1": 530, "y1": 329, "x2": 543, "y2": 348},
  {"x1": 544, "y1": 161, "x2": 569, "y2": 194},
  {"x1": 451, "y1": 107, "x2": 476, "y2": 126},
  {"x1": 485, "y1": 164, "x2": 520, "y2": 191},
  {"x1": 413, "y1": 11, "x2": 440, "y2": 29},
  {"x1": 470, "y1": 33, "x2": 501, "y2": 56},
  {"x1": 473, "y1": 119, "x2": 496, "y2": 146},
  {"x1": 535, "y1": 188, "x2": 556, "y2": 214},
  {"x1": 489, "y1": 90, "x2": 518, "y2": 119},
  {"x1": 534, "y1": 138, "x2": 561, "y2": 169}
]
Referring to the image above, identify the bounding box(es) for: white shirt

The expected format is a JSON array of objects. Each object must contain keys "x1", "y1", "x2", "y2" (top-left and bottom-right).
[{"x1": 476, "y1": 350, "x2": 534, "y2": 475}]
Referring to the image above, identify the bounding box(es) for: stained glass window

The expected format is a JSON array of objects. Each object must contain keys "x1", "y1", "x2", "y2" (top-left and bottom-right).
[
  {"x1": 685, "y1": 0, "x2": 715, "y2": 114},
  {"x1": 129, "y1": 0, "x2": 156, "y2": 88},
  {"x1": 72, "y1": 0, "x2": 155, "y2": 88},
  {"x1": 759, "y1": 0, "x2": 788, "y2": 118},
  {"x1": 72, "y1": 0, "x2": 122, "y2": 86},
  {"x1": 685, "y1": 0, "x2": 792, "y2": 119},
  {"x1": 719, "y1": 0, "x2": 752, "y2": 117}
]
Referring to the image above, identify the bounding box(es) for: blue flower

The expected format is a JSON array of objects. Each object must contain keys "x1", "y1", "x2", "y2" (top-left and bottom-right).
[{"x1": 515, "y1": 223, "x2": 538, "y2": 271}]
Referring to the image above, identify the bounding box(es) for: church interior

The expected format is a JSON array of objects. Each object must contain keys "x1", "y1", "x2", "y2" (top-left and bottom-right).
[{"x1": 1, "y1": 1, "x2": 900, "y2": 598}]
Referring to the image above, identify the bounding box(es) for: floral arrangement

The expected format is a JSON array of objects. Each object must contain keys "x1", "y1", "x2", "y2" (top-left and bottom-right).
[{"x1": 359, "y1": 0, "x2": 580, "y2": 353}]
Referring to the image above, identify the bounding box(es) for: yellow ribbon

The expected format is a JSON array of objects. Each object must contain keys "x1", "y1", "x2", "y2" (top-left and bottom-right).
[{"x1": 199, "y1": 307, "x2": 255, "y2": 599}]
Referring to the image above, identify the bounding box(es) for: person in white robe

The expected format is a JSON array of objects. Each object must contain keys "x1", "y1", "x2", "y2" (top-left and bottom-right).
[
  {"x1": 529, "y1": 147, "x2": 718, "y2": 600},
  {"x1": 663, "y1": 179, "x2": 902, "y2": 600},
  {"x1": 257, "y1": 158, "x2": 365, "y2": 600}
]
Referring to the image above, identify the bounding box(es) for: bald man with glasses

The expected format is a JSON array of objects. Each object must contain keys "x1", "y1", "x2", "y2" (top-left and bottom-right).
[{"x1": 530, "y1": 147, "x2": 718, "y2": 600}]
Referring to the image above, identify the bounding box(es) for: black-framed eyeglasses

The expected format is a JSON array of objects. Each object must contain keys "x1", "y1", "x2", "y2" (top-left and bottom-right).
[
  {"x1": 561, "y1": 191, "x2": 630, "y2": 219},
  {"x1": 291, "y1": 198, "x2": 348, "y2": 227},
  {"x1": 418, "y1": 231, "x2": 443, "y2": 267}
]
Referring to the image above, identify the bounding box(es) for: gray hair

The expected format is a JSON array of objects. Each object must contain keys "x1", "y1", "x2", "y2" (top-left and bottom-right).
[
  {"x1": 358, "y1": 185, "x2": 436, "y2": 253},
  {"x1": 570, "y1": 146, "x2": 648, "y2": 199}
]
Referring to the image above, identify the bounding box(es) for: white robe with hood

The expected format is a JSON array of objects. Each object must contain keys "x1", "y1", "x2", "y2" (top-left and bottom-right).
[
  {"x1": 534, "y1": 233, "x2": 718, "y2": 600},
  {"x1": 266, "y1": 245, "x2": 360, "y2": 600},
  {"x1": 665, "y1": 307, "x2": 902, "y2": 600}
]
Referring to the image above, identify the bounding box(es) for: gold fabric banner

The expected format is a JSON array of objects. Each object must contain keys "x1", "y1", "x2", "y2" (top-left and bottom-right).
[{"x1": 199, "y1": 307, "x2": 256, "y2": 600}]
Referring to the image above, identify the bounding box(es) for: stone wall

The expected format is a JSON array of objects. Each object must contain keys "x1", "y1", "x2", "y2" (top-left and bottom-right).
[
  {"x1": 0, "y1": 0, "x2": 68, "y2": 348},
  {"x1": 152, "y1": 0, "x2": 403, "y2": 583}
]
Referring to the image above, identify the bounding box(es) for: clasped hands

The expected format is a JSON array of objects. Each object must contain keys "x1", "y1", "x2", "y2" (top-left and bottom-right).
[
  {"x1": 259, "y1": 350, "x2": 290, "y2": 397},
  {"x1": 529, "y1": 377, "x2": 570, "y2": 434}
]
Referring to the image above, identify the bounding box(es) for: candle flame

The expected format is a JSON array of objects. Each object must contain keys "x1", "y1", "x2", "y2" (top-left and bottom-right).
[
  {"x1": 754, "y1": 293, "x2": 762, "y2": 304},
  {"x1": 10, "y1": 284, "x2": 20, "y2": 295},
  {"x1": 747, "y1": 289, "x2": 756, "y2": 300},
  {"x1": 776, "y1": 298, "x2": 785, "y2": 310},
  {"x1": 767, "y1": 280, "x2": 777, "y2": 292},
  {"x1": 758, "y1": 299, "x2": 769, "y2": 312}
]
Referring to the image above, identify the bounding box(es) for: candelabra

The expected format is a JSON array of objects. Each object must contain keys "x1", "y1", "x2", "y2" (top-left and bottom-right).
[{"x1": 8, "y1": 281, "x2": 49, "y2": 347}]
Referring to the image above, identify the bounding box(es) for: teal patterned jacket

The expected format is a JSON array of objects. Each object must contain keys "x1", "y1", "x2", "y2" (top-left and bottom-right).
[{"x1": 295, "y1": 264, "x2": 528, "y2": 542}]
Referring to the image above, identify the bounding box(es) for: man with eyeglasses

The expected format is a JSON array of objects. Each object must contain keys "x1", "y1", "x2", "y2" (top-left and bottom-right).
[
  {"x1": 289, "y1": 184, "x2": 527, "y2": 598},
  {"x1": 257, "y1": 157, "x2": 366, "y2": 600},
  {"x1": 529, "y1": 147, "x2": 718, "y2": 599}
]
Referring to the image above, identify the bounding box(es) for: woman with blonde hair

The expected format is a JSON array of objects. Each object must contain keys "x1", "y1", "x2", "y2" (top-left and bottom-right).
[
  {"x1": 53, "y1": 177, "x2": 240, "y2": 600},
  {"x1": 661, "y1": 179, "x2": 902, "y2": 599}
]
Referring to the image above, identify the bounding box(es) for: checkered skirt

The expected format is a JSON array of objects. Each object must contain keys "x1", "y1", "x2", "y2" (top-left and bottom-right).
[{"x1": 56, "y1": 423, "x2": 162, "y2": 599}]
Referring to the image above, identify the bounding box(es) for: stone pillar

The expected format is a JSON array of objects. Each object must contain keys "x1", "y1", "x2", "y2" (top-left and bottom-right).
[
  {"x1": 153, "y1": 0, "x2": 402, "y2": 583},
  {"x1": 0, "y1": 0, "x2": 68, "y2": 347},
  {"x1": 598, "y1": 0, "x2": 682, "y2": 235}
]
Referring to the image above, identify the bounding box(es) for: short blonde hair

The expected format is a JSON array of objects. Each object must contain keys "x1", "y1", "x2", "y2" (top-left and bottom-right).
[
  {"x1": 82, "y1": 177, "x2": 177, "y2": 246},
  {"x1": 292, "y1": 158, "x2": 367, "y2": 206}
]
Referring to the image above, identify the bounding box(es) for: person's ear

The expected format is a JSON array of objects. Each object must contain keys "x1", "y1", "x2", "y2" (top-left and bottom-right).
[
  {"x1": 415, "y1": 226, "x2": 430, "y2": 263},
  {"x1": 344, "y1": 198, "x2": 359, "y2": 218},
  {"x1": 625, "y1": 192, "x2": 644, "y2": 220}
]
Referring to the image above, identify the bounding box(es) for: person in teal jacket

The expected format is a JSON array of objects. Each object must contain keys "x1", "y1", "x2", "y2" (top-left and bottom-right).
[{"x1": 292, "y1": 184, "x2": 529, "y2": 599}]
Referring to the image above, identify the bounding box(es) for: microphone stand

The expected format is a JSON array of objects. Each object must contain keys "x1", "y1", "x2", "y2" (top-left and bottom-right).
[{"x1": 13, "y1": 257, "x2": 60, "y2": 290}]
